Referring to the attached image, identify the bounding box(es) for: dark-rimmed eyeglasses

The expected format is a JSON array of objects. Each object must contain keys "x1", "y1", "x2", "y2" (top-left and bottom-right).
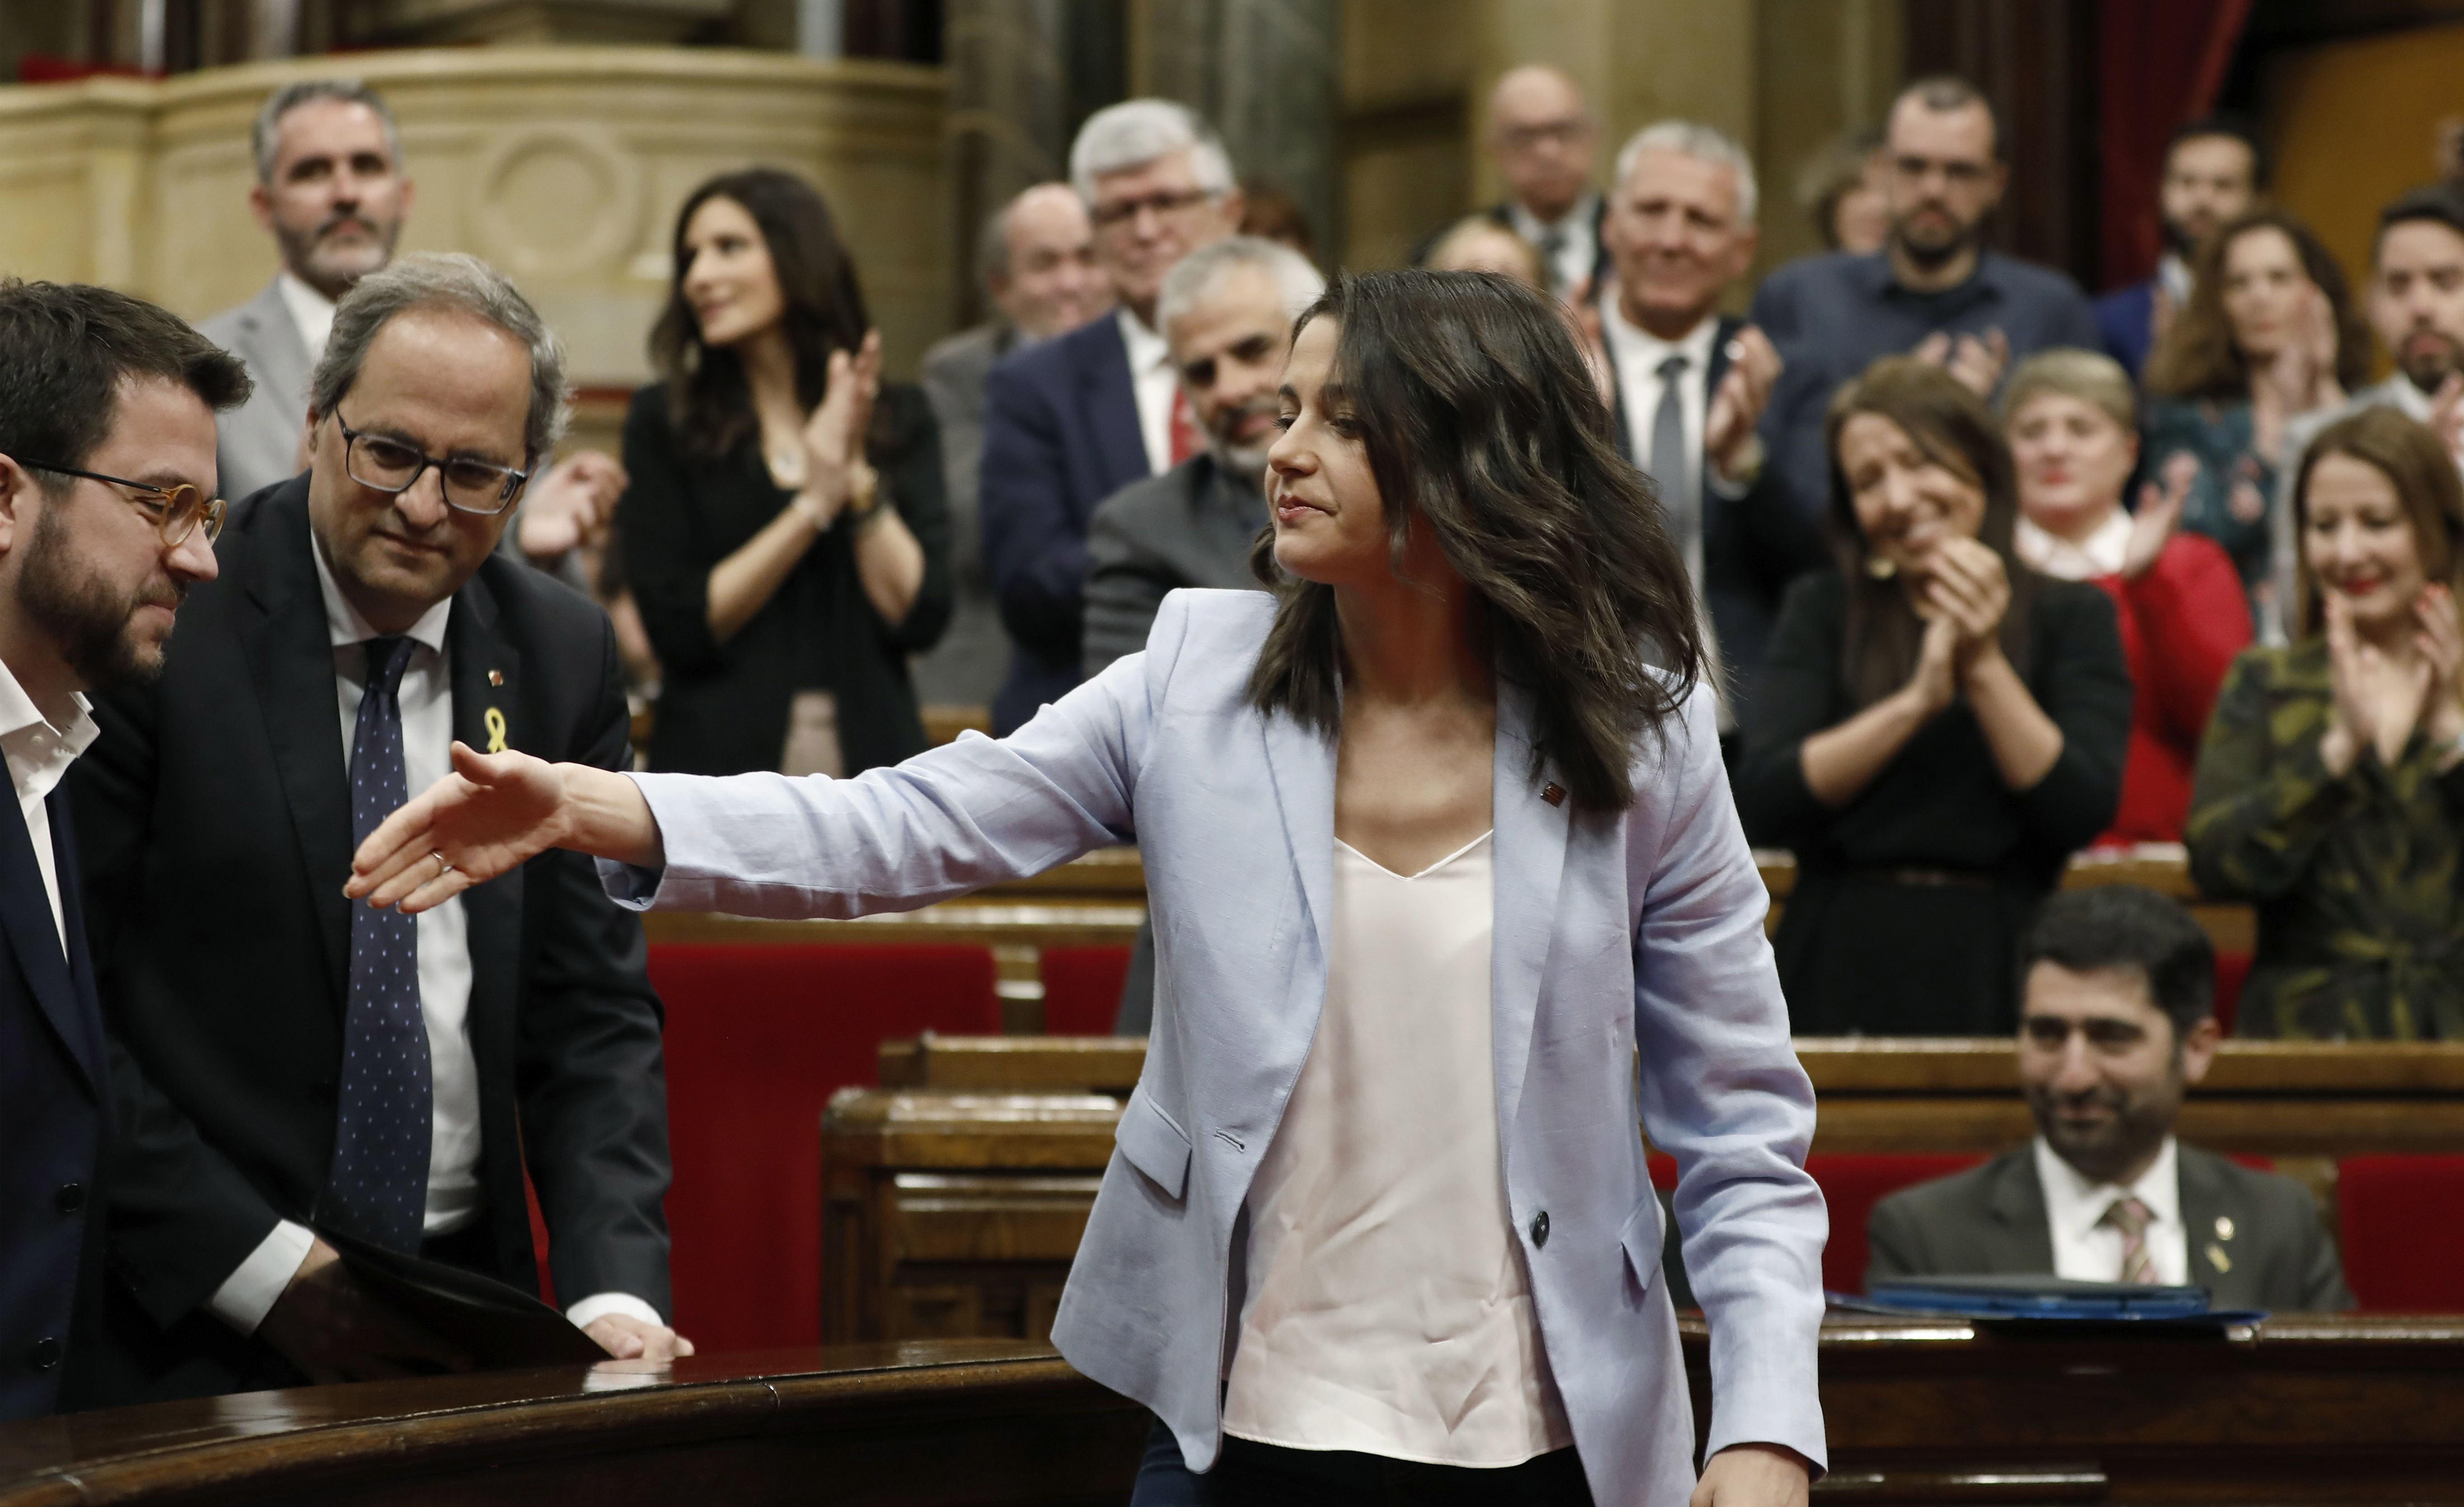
[
  {"x1": 21, "y1": 463, "x2": 225, "y2": 547},
  {"x1": 336, "y1": 414, "x2": 530, "y2": 516}
]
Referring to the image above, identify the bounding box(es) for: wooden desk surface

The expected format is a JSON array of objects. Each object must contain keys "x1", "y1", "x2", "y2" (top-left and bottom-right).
[{"x1": 8, "y1": 1321, "x2": 2459, "y2": 1504}]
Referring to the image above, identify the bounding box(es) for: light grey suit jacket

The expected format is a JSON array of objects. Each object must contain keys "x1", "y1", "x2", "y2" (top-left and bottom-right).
[
  {"x1": 196, "y1": 279, "x2": 314, "y2": 505},
  {"x1": 1864, "y1": 1142, "x2": 2352, "y2": 1311},
  {"x1": 608, "y1": 589, "x2": 1828, "y2": 1503}
]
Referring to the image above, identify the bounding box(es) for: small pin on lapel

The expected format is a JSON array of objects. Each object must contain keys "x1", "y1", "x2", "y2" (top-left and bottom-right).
[
  {"x1": 2206, "y1": 1241, "x2": 2232, "y2": 1273},
  {"x1": 1541, "y1": 783, "x2": 1565, "y2": 807},
  {"x1": 487, "y1": 669, "x2": 505, "y2": 687},
  {"x1": 2215, "y1": 1216, "x2": 2235, "y2": 1241},
  {"x1": 484, "y1": 707, "x2": 509, "y2": 754}
]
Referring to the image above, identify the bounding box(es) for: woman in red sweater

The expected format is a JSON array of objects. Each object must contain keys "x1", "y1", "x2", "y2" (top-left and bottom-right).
[{"x1": 2005, "y1": 349, "x2": 2253, "y2": 844}]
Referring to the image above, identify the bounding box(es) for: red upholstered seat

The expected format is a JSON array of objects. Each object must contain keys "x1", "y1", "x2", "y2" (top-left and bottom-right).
[
  {"x1": 1040, "y1": 945, "x2": 1134, "y2": 1035},
  {"x1": 645, "y1": 943, "x2": 999, "y2": 1353},
  {"x1": 2337, "y1": 1155, "x2": 2464, "y2": 1311},
  {"x1": 2212, "y1": 951, "x2": 2250, "y2": 1036},
  {"x1": 1648, "y1": 1151, "x2": 1988, "y2": 1297}
]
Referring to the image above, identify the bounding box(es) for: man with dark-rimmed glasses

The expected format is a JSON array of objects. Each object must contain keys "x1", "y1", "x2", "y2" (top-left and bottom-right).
[
  {"x1": 0, "y1": 276, "x2": 246, "y2": 1419},
  {"x1": 65, "y1": 252, "x2": 684, "y2": 1408}
]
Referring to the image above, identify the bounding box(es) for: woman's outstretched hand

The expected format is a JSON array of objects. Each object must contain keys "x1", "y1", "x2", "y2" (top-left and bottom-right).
[{"x1": 345, "y1": 743, "x2": 661, "y2": 915}]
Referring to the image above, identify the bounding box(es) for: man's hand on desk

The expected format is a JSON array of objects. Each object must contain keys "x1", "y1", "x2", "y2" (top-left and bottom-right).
[
  {"x1": 1691, "y1": 1443, "x2": 1812, "y2": 1507},
  {"x1": 583, "y1": 1312, "x2": 696, "y2": 1362},
  {"x1": 257, "y1": 1237, "x2": 473, "y2": 1384}
]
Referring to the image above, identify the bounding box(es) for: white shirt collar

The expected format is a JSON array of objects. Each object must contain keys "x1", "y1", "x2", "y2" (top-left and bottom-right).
[
  {"x1": 0, "y1": 655, "x2": 98, "y2": 784},
  {"x1": 2376, "y1": 373, "x2": 2437, "y2": 421},
  {"x1": 2035, "y1": 1134, "x2": 2180, "y2": 1250},
  {"x1": 1117, "y1": 307, "x2": 1172, "y2": 374},
  {"x1": 276, "y1": 271, "x2": 339, "y2": 364},
  {"x1": 2014, "y1": 508, "x2": 2132, "y2": 580},
  {"x1": 1506, "y1": 191, "x2": 1599, "y2": 245},
  {"x1": 1600, "y1": 300, "x2": 1719, "y2": 377},
  {"x1": 2157, "y1": 251, "x2": 2194, "y2": 309},
  {"x1": 309, "y1": 521, "x2": 453, "y2": 654}
]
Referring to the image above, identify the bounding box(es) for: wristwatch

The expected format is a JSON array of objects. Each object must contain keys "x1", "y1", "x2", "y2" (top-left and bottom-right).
[{"x1": 843, "y1": 463, "x2": 885, "y2": 530}]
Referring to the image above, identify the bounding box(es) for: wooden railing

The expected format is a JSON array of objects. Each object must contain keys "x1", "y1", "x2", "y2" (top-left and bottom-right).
[{"x1": 9, "y1": 1324, "x2": 2458, "y2": 1503}]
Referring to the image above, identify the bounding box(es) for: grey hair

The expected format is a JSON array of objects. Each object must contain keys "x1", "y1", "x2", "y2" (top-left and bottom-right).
[
  {"x1": 1613, "y1": 119, "x2": 1760, "y2": 225},
  {"x1": 309, "y1": 253, "x2": 570, "y2": 464},
  {"x1": 251, "y1": 79, "x2": 403, "y2": 185},
  {"x1": 1156, "y1": 235, "x2": 1325, "y2": 332},
  {"x1": 1068, "y1": 99, "x2": 1235, "y2": 202}
]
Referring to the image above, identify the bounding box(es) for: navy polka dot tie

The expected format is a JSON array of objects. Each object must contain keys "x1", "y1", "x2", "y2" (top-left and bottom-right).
[{"x1": 324, "y1": 636, "x2": 431, "y2": 1253}]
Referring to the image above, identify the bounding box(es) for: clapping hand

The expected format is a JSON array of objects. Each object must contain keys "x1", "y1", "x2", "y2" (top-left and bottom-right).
[
  {"x1": 796, "y1": 330, "x2": 883, "y2": 525},
  {"x1": 1924, "y1": 535, "x2": 2014, "y2": 669},
  {"x1": 2122, "y1": 451, "x2": 2198, "y2": 580},
  {"x1": 1913, "y1": 328, "x2": 2009, "y2": 397},
  {"x1": 516, "y1": 449, "x2": 628, "y2": 563},
  {"x1": 1707, "y1": 327, "x2": 1781, "y2": 476},
  {"x1": 2322, "y1": 590, "x2": 2436, "y2": 774}
]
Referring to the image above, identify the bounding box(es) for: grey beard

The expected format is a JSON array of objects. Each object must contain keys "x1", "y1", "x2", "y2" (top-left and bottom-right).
[{"x1": 1209, "y1": 438, "x2": 1273, "y2": 481}]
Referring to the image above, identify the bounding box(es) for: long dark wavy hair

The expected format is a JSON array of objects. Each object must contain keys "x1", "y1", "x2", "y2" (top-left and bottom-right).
[
  {"x1": 2144, "y1": 207, "x2": 2370, "y2": 402},
  {"x1": 1243, "y1": 269, "x2": 1703, "y2": 813},
  {"x1": 1826, "y1": 356, "x2": 2037, "y2": 708},
  {"x1": 649, "y1": 168, "x2": 871, "y2": 458}
]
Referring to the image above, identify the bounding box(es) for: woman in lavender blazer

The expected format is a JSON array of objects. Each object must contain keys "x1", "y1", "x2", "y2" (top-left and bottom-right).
[{"x1": 351, "y1": 271, "x2": 1827, "y2": 1507}]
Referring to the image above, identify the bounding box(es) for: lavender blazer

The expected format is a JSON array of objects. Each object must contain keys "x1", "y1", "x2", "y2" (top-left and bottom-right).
[{"x1": 606, "y1": 589, "x2": 1827, "y2": 1504}]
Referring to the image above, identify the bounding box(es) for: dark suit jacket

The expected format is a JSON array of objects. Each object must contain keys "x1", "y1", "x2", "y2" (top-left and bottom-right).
[
  {"x1": 1603, "y1": 314, "x2": 1827, "y2": 727},
  {"x1": 1081, "y1": 452, "x2": 1269, "y2": 679},
  {"x1": 1484, "y1": 196, "x2": 1611, "y2": 295},
  {"x1": 978, "y1": 312, "x2": 1150, "y2": 733},
  {"x1": 618, "y1": 381, "x2": 953, "y2": 775},
  {"x1": 1864, "y1": 1143, "x2": 2352, "y2": 1312},
  {"x1": 0, "y1": 792, "x2": 108, "y2": 1419},
  {"x1": 2095, "y1": 278, "x2": 2159, "y2": 380},
  {"x1": 65, "y1": 477, "x2": 674, "y2": 1406}
]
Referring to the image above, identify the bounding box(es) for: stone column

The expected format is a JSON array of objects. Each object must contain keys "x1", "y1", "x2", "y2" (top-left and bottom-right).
[
  {"x1": 1134, "y1": 0, "x2": 1341, "y2": 264},
  {"x1": 942, "y1": 0, "x2": 1074, "y2": 327}
]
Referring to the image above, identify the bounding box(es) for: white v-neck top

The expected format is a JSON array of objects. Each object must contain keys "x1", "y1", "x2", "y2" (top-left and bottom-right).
[{"x1": 1222, "y1": 830, "x2": 1572, "y2": 1465}]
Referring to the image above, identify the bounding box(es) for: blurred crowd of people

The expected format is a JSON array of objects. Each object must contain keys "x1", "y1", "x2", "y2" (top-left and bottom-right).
[{"x1": 164, "y1": 69, "x2": 2464, "y2": 1052}]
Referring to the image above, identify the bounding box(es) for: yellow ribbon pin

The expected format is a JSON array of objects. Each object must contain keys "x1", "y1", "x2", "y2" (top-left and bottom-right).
[{"x1": 484, "y1": 707, "x2": 508, "y2": 754}]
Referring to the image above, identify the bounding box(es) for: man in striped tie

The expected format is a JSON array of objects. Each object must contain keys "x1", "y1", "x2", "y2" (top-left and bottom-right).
[{"x1": 1864, "y1": 886, "x2": 2352, "y2": 1310}]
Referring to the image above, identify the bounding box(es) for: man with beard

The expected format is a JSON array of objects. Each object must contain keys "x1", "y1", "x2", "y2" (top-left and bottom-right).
[
  {"x1": 0, "y1": 281, "x2": 241, "y2": 1420},
  {"x1": 1864, "y1": 886, "x2": 2349, "y2": 1311},
  {"x1": 1749, "y1": 76, "x2": 2100, "y2": 527},
  {"x1": 2094, "y1": 117, "x2": 2264, "y2": 380},
  {"x1": 201, "y1": 80, "x2": 620, "y2": 575},
  {"x1": 2271, "y1": 183, "x2": 2464, "y2": 638},
  {"x1": 66, "y1": 254, "x2": 684, "y2": 1406},
  {"x1": 1079, "y1": 236, "x2": 1317, "y2": 1035}
]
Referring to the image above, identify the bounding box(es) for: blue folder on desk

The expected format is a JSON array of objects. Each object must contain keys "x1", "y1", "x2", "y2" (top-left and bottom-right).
[{"x1": 1850, "y1": 1275, "x2": 2267, "y2": 1325}]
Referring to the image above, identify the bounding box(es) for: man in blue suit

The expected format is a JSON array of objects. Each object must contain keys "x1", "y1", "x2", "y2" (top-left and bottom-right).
[
  {"x1": 0, "y1": 278, "x2": 245, "y2": 1418},
  {"x1": 2094, "y1": 117, "x2": 2262, "y2": 379},
  {"x1": 978, "y1": 99, "x2": 1242, "y2": 734}
]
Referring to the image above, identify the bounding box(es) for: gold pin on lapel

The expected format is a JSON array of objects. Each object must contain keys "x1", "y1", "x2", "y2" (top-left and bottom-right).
[
  {"x1": 484, "y1": 707, "x2": 509, "y2": 754},
  {"x1": 1542, "y1": 783, "x2": 1566, "y2": 807},
  {"x1": 2215, "y1": 1216, "x2": 2235, "y2": 1241},
  {"x1": 2206, "y1": 1241, "x2": 2233, "y2": 1273},
  {"x1": 487, "y1": 668, "x2": 505, "y2": 687}
]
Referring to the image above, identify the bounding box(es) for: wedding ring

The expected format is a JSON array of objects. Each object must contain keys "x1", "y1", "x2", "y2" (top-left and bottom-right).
[{"x1": 431, "y1": 851, "x2": 455, "y2": 876}]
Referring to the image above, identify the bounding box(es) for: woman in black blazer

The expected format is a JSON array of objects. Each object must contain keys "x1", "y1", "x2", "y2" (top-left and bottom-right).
[{"x1": 621, "y1": 168, "x2": 952, "y2": 775}]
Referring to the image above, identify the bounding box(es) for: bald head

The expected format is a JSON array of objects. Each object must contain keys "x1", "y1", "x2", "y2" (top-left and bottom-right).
[
  {"x1": 1489, "y1": 65, "x2": 1598, "y2": 224},
  {"x1": 989, "y1": 182, "x2": 1110, "y2": 340}
]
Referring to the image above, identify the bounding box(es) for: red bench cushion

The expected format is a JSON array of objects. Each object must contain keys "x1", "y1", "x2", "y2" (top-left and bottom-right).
[
  {"x1": 1040, "y1": 945, "x2": 1134, "y2": 1035},
  {"x1": 2338, "y1": 1155, "x2": 2464, "y2": 1311},
  {"x1": 647, "y1": 943, "x2": 999, "y2": 1353}
]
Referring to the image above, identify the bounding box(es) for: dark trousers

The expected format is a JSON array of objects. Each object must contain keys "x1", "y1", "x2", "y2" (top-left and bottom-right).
[{"x1": 1131, "y1": 1419, "x2": 1594, "y2": 1507}]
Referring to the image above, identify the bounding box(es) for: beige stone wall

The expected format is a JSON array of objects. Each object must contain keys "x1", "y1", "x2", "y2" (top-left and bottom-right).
[{"x1": 0, "y1": 47, "x2": 951, "y2": 394}]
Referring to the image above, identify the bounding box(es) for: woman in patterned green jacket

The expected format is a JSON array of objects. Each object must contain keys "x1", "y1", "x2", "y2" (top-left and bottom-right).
[{"x1": 2188, "y1": 406, "x2": 2464, "y2": 1039}]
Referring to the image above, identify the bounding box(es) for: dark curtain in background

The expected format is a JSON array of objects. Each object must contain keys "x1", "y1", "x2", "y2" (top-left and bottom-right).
[{"x1": 2099, "y1": 0, "x2": 2255, "y2": 290}]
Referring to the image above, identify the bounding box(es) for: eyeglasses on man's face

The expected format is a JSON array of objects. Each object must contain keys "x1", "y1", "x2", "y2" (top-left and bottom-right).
[
  {"x1": 335, "y1": 413, "x2": 530, "y2": 516},
  {"x1": 19, "y1": 462, "x2": 225, "y2": 547}
]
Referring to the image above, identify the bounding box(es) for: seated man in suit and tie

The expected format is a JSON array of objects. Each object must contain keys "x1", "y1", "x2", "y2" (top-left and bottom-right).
[
  {"x1": 0, "y1": 278, "x2": 245, "y2": 1418},
  {"x1": 1596, "y1": 119, "x2": 1822, "y2": 745},
  {"x1": 978, "y1": 99, "x2": 1241, "y2": 734},
  {"x1": 1867, "y1": 885, "x2": 2351, "y2": 1311},
  {"x1": 199, "y1": 78, "x2": 620, "y2": 578},
  {"x1": 67, "y1": 253, "x2": 685, "y2": 1406}
]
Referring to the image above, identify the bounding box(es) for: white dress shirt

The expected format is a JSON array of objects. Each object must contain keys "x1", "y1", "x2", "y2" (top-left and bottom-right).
[
  {"x1": 209, "y1": 525, "x2": 658, "y2": 1336},
  {"x1": 0, "y1": 659, "x2": 99, "y2": 956},
  {"x1": 1507, "y1": 192, "x2": 1601, "y2": 298},
  {"x1": 1224, "y1": 832, "x2": 1573, "y2": 1466},
  {"x1": 2014, "y1": 509, "x2": 2131, "y2": 581},
  {"x1": 2035, "y1": 1135, "x2": 2189, "y2": 1286},
  {"x1": 1118, "y1": 308, "x2": 1177, "y2": 479},
  {"x1": 276, "y1": 271, "x2": 337, "y2": 365}
]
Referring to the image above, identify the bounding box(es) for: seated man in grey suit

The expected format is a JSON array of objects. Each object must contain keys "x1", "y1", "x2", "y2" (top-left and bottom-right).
[
  {"x1": 1086, "y1": 236, "x2": 1318, "y2": 1034},
  {"x1": 1867, "y1": 885, "x2": 2351, "y2": 1311},
  {"x1": 199, "y1": 79, "x2": 618, "y2": 576}
]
